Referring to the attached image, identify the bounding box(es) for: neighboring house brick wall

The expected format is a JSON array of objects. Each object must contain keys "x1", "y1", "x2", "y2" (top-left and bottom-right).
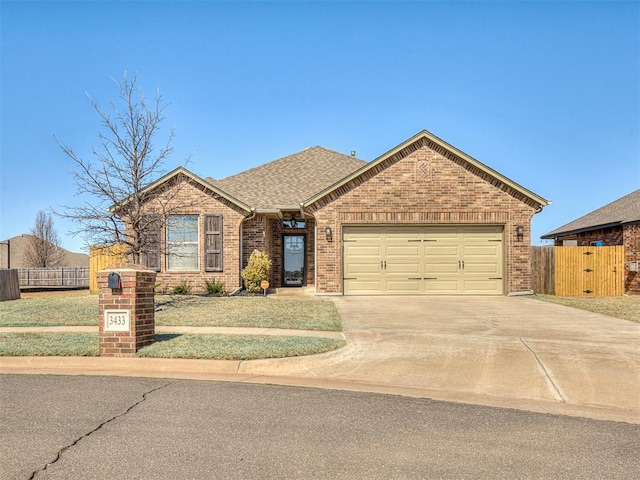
[
  {"x1": 310, "y1": 144, "x2": 538, "y2": 294},
  {"x1": 624, "y1": 224, "x2": 640, "y2": 294},
  {"x1": 575, "y1": 226, "x2": 624, "y2": 246},
  {"x1": 141, "y1": 178, "x2": 247, "y2": 293}
]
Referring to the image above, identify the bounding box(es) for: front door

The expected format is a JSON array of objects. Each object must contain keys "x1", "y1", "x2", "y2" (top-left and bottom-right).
[{"x1": 283, "y1": 235, "x2": 305, "y2": 286}]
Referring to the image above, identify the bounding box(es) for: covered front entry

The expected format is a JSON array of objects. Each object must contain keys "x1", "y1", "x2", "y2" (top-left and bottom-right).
[
  {"x1": 343, "y1": 225, "x2": 504, "y2": 295},
  {"x1": 283, "y1": 234, "x2": 305, "y2": 286}
]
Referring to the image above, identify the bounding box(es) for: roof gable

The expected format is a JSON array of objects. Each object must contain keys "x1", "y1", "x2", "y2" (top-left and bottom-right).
[
  {"x1": 542, "y1": 189, "x2": 640, "y2": 239},
  {"x1": 303, "y1": 130, "x2": 550, "y2": 210},
  {"x1": 130, "y1": 166, "x2": 252, "y2": 213},
  {"x1": 213, "y1": 146, "x2": 367, "y2": 210}
]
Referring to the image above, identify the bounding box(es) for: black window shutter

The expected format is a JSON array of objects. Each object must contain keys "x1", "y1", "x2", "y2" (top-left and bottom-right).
[{"x1": 205, "y1": 214, "x2": 223, "y2": 272}]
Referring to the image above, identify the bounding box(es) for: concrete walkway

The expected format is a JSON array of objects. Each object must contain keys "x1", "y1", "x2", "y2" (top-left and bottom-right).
[
  {"x1": 1, "y1": 295, "x2": 639, "y2": 424},
  {"x1": 0, "y1": 325, "x2": 345, "y2": 339}
]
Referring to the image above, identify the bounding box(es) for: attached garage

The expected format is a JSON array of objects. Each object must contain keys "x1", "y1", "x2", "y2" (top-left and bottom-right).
[
  {"x1": 343, "y1": 225, "x2": 504, "y2": 295},
  {"x1": 305, "y1": 130, "x2": 549, "y2": 296}
]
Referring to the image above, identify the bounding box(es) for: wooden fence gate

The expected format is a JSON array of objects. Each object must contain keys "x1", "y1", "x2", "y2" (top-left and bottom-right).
[
  {"x1": 554, "y1": 246, "x2": 624, "y2": 296},
  {"x1": 89, "y1": 245, "x2": 127, "y2": 293}
]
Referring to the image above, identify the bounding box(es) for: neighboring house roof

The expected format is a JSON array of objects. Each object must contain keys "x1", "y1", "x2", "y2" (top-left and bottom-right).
[
  {"x1": 303, "y1": 130, "x2": 550, "y2": 209},
  {"x1": 542, "y1": 189, "x2": 640, "y2": 239},
  {"x1": 212, "y1": 146, "x2": 367, "y2": 210},
  {"x1": 0, "y1": 234, "x2": 89, "y2": 268}
]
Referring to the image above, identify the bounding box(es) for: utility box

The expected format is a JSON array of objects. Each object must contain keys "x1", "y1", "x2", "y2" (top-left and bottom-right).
[{"x1": 98, "y1": 263, "x2": 156, "y2": 357}]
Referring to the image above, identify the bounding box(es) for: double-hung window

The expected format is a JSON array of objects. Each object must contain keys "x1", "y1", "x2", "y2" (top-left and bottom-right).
[{"x1": 167, "y1": 215, "x2": 199, "y2": 271}]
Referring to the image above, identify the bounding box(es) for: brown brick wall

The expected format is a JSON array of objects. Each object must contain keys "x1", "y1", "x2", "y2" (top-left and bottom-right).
[
  {"x1": 310, "y1": 144, "x2": 538, "y2": 294},
  {"x1": 141, "y1": 178, "x2": 247, "y2": 294},
  {"x1": 576, "y1": 226, "x2": 624, "y2": 246},
  {"x1": 624, "y1": 224, "x2": 640, "y2": 294}
]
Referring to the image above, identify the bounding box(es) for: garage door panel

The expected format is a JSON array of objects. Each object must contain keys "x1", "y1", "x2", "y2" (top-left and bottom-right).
[
  {"x1": 425, "y1": 263, "x2": 458, "y2": 274},
  {"x1": 463, "y1": 245, "x2": 500, "y2": 256},
  {"x1": 344, "y1": 280, "x2": 382, "y2": 294},
  {"x1": 425, "y1": 245, "x2": 460, "y2": 256},
  {"x1": 465, "y1": 263, "x2": 501, "y2": 274},
  {"x1": 386, "y1": 279, "x2": 421, "y2": 293},
  {"x1": 463, "y1": 280, "x2": 502, "y2": 293},
  {"x1": 386, "y1": 245, "x2": 421, "y2": 256},
  {"x1": 387, "y1": 263, "x2": 420, "y2": 275},
  {"x1": 425, "y1": 280, "x2": 460, "y2": 293},
  {"x1": 348, "y1": 245, "x2": 382, "y2": 255},
  {"x1": 347, "y1": 264, "x2": 381, "y2": 275}
]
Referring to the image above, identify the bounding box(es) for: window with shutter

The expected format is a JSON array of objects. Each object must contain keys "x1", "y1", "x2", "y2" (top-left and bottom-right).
[
  {"x1": 142, "y1": 216, "x2": 161, "y2": 272},
  {"x1": 167, "y1": 215, "x2": 199, "y2": 271},
  {"x1": 205, "y1": 214, "x2": 223, "y2": 272}
]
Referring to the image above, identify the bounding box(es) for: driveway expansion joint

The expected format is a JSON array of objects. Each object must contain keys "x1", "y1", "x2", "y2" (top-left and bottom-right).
[
  {"x1": 519, "y1": 337, "x2": 566, "y2": 402},
  {"x1": 28, "y1": 382, "x2": 172, "y2": 479}
]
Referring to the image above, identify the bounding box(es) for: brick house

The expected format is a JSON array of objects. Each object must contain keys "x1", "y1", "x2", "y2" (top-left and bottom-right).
[
  {"x1": 541, "y1": 189, "x2": 640, "y2": 294},
  {"x1": 133, "y1": 130, "x2": 549, "y2": 295}
]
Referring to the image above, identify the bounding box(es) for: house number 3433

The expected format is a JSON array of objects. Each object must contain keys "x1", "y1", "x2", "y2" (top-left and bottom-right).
[{"x1": 104, "y1": 310, "x2": 130, "y2": 332}]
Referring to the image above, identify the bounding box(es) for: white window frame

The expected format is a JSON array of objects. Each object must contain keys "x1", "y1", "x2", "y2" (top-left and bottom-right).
[{"x1": 167, "y1": 215, "x2": 200, "y2": 271}]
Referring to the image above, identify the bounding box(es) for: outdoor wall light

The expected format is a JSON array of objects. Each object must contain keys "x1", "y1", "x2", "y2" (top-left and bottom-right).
[
  {"x1": 325, "y1": 226, "x2": 333, "y2": 241},
  {"x1": 516, "y1": 225, "x2": 524, "y2": 239}
]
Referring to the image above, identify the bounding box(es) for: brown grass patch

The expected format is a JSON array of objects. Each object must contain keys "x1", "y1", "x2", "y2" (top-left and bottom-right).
[{"x1": 534, "y1": 295, "x2": 640, "y2": 323}]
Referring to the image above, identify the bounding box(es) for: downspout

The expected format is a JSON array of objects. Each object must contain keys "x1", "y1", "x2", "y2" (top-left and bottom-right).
[
  {"x1": 232, "y1": 208, "x2": 256, "y2": 296},
  {"x1": 300, "y1": 203, "x2": 317, "y2": 295}
]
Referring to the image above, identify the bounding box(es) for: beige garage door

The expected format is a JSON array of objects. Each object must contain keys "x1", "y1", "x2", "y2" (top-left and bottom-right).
[{"x1": 343, "y1": 225, "x2": 504, "y2": 295}]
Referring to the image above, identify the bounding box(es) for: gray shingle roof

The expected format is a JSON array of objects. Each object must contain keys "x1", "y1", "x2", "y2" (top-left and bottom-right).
[
  {"x1": 542, "y1": 189, "x2": 640, "y2": 239},
  {"x1": 211, "y1": 146, "x2": 367, "y2": 210}
]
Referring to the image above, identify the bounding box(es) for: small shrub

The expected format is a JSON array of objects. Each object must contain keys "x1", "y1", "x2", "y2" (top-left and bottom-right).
[
  {"x1": 241, "y1": 250, "x2": 272, "y2": 294},
  {"x1": 204, "y1": 278, "x2": 226, "y2": 295},
  {"x1": 172, "y1": 281, "x2": 191, "y2": 295}
]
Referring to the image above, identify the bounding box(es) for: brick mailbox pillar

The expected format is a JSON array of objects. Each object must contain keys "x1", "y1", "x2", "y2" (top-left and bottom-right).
[{"x1": 98, "y1": 263, "x2": 156, "y2": 357}]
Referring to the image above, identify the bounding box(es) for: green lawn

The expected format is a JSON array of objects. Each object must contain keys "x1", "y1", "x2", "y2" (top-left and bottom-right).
[
  {"x1": 0, "y1": 293, "x2": 343, "y2": 331},
  {"x1": 0, "y1": 292, "x2": 346, "y2": 359},
  {"x1": 0, "y1": 332, "x2": 346, "y2": 360}
]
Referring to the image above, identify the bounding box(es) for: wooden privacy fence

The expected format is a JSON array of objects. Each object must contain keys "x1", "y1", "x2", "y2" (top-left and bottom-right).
[
  {"x1": 532, "y1": 245, "x2": 625, "y2": 297},
  {"x1": 0, "y1": 269, "x2": 21, "y2": 301},
  {"x1": 17, "y1": 267, "x2": 90, "y2": 288},
  {"x1": 89, "y1": 245, "x2": 127, "y2": 293},
  {"x1": 531, "y1": 246, "x2": 555, "y2": 295},
  {"x1": 555, "y1": 246, "x2": 624, "y2": 296}
]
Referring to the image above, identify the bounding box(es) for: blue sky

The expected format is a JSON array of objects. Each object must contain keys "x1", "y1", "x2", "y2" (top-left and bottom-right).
[{"x1": 1, "y1": 0, "x2": 638, "y2": 253}]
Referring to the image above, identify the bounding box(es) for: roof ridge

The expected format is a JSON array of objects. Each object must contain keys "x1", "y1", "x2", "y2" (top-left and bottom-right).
[{"x1": 218, "y1": 146, "x2": 363, "y2": 182}]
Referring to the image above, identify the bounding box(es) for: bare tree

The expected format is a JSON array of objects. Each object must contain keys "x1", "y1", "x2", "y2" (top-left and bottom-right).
[
  {"x1": 25, "y1": 211, "x2": 63, "y2": 267},
  {"x1": 55, "y1": 73, "x2": 191, "y2": 264}
]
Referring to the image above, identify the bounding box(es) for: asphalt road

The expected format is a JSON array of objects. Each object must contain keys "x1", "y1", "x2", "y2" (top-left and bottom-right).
[{"x1": 1, "y1": 375, "x2": 639, "y2": 479}]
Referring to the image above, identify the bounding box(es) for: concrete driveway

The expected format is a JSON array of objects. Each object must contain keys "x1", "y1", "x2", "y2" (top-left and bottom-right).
[{"x1": 240, "y1": 296, "x2": 640, "y2": 423}]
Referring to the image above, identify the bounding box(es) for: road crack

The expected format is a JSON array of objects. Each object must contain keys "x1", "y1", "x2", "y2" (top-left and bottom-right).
[
  {"x1": 519, "y1": 338, "x2": 566, "y2": 402},
  {"x1": 29, "y1": 382, "x2": 171, "y2": 479}
]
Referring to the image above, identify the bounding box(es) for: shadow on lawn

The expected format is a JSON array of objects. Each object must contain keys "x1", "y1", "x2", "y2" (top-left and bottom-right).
[{"x1": 153, "y1": 334, "x2": 182, "y2": 343}]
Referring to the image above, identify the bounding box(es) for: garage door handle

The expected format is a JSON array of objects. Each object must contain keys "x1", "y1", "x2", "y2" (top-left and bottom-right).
[
  {"x1": 380, "y1": 261, "x2": 387, "y2": 270},
  {"x1": 423, "y1": 277, "x2": 437, "y2": 280},
  {"x1": 458, "y1": 260, "x2": 465, "y2": 269},
  {"x1": 408, "y1": 277, "x2": 422, "y2": 280}
]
